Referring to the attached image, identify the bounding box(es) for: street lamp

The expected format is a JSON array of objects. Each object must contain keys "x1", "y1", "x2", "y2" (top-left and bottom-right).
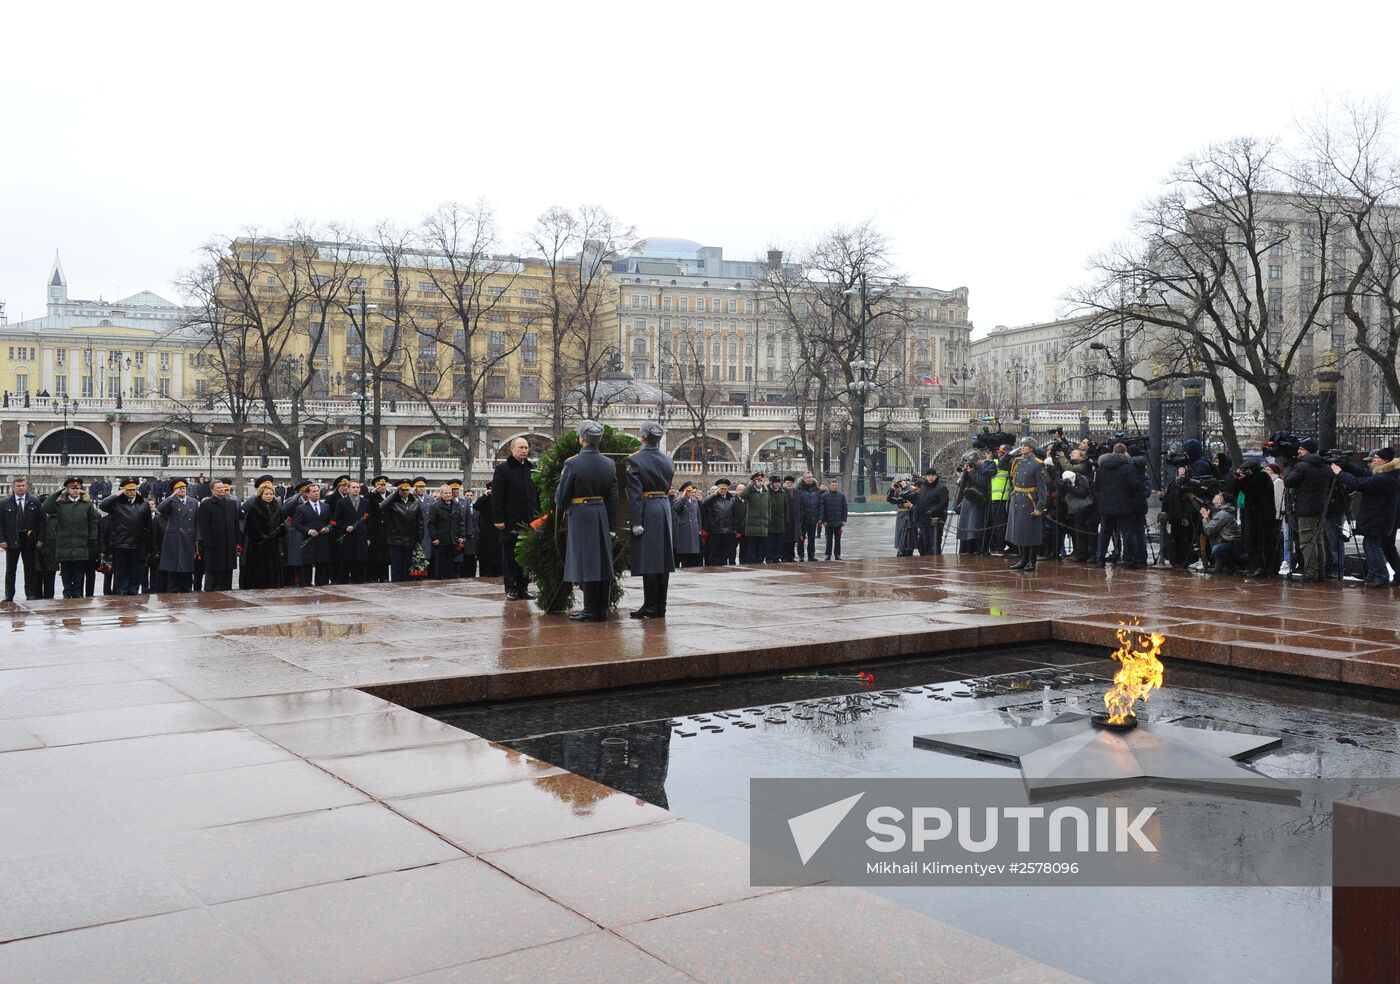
[
  {"x1": 24, "y1": 429, "x2": 35, "y2": 477},
  {"x1": 842, "y1": 273, "x2": 874, "y2": 499},
  {"x1": 1089, "y1": 338, "x2": 1130, "y2": 427},
  {"x1": 53, "y1": 398, "x2": 77, "y2": 466},
  {"x1": 346, "y1": 291, "x2": 377, "y2": 483}
]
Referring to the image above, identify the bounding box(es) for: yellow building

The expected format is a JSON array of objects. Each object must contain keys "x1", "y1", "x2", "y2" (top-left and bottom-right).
[
  {"x1": 213, "y1": 238, "x2": 612, "y2": 413},
  {"x1": 0, "y1": 255, "x2": 207, "y2": 455}
]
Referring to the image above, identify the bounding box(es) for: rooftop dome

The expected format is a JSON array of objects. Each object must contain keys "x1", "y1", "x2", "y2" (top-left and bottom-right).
[
  {"x1": 629, "y1": 237, "x2": 704, "y2": 259},
  {"x1": 565, "y1": 367, "x2": 671, "y2": 406}
]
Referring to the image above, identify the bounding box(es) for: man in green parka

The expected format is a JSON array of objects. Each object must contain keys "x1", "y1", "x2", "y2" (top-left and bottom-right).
[{"x1": 42, "y1": 477, "x2": 99, "y2": 599}]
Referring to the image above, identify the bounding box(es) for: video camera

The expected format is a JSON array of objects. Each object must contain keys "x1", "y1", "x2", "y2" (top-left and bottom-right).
[
  {"x1": 1263, "y1": 431, "x2": 1305, "y2": 459},
  {"x1": 1321, "y1": 447, "x2": 1357, "y2": 465},
  {"x1": 971, "y1": 429, "x2": 1017, "y2": 452}
]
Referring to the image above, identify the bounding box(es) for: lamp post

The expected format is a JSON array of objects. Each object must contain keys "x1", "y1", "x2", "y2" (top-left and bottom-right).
[
  {"x1": 1089, "y1": 336, "x2": 1130, "y2": 428},
  {"x1": 842, "y1": 273, "x2": 877, "y2": 500},
  {"x1": 54, "y1": 398, "x2": 76, "y2": 466},
  {"x1": 346, "y1": 290, "x2": 376, "y2": 484},
  {"x1": 24, "y1": 429, "x2": 35, "y2": 477}
]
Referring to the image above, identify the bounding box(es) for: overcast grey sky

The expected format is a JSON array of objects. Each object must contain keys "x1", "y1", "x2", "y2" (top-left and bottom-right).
[{"x1": 3, "y1": 1, "x2": 1397, "y2": 335}]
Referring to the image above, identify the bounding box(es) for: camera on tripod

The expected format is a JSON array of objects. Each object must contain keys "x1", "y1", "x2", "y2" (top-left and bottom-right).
[{"x1": 971, "y1": 429, "x2": 1016, "y2": 451}]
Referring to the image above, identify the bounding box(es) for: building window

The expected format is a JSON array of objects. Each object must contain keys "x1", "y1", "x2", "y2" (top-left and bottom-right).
[
  {"x1": 134, "y1": 352, "x2": 144, "y2": 369},
  {"x1": 80, "y1": 376, "x2": 93, "y2": 398},
  {"x1": 346, "y1": 328, "x2": 363, "y2": 357},
  {"x1": 522, "y1": 332, "x2": 538, "y2": 364},
  {"x1": 728, "y1": 298, "x2": 738, "y2": 313},
  {"x1": 15, "y1": 372, "x2": 29, "y2": 395},
  {"x1": 632, "y1": 360, "x2": 647, "y2": 379},
  {"x1": 520, "y1": 288, "x2": 539, "y2": 300},
  {"x1": 158, "y1": 377, "x2": 171, "y2": 398},
  {"x1": 519, "y1": 375, "x2": 540, "y2": 401},
  {"x1": 632, "y1": 335, "x2": 647, "y2": 356},
  {"x1": 133, "y1": 378, "x2": 145, "y2": 398},
  {"x1": 1268, "y1": 264, "x2": 1283, "y2": 280},
  {"x1": 727, "y1": 339, "x2": 737, "y2": 359},
  {"x1": 630, "y1": 294, "x2": 642, "y2": 309},
  {"x1": 195, "y1": 378, "x2": 209, "y2": 397},
  {"x1": 678, "y1": 297, "x2": 689, "y2": 312},
  {"x1": 486, "y1": 374, "x2": 507, "y2": 399},
  {"x1": 662, "y1": 296, "x2": 672, "y2": 311},
  {"x1": 744, "y1": 366, "x2": 753, "y2": 382},
  {"x1": 488, "y1": 331, "x2": 505, "y2": 358},
  {"x1": 159, "y1": 352, "x2": 170, "y2": 371},
  {"x1": 727, "y1": 365, "x2": 737, "y2": 381},
  {"x1": 418, "y1": 371, "x2": 439, "y2": 393},
  {"x1": 107, "y1": 376, "x2": 120, "y2": 399}
]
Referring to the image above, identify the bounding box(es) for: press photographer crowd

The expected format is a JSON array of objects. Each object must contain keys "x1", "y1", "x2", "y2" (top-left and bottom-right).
[
  {"x1": 902, "y1": 428, "x2": 1400, "y2": 587},
  {"x1": 3, "y1": 426, "x2": 1397, "y2": 603}
]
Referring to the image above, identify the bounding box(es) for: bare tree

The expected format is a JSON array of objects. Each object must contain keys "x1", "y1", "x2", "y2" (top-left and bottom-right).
[
  {"x1": 1070, "y1": 138, "x2": 1344, "y2": 457},
  {"x1": 1295, "y1": 100, "x2": 1400, "y2": 416},
  {"x1": 756, "y1": 222, "x2": 908, "y2": 493},
  {"x1": 528, "y1": 205, "x2": 634, "y2": 432},
  {"x1": 662, "y1": 330, "x2": 725, "y2": 471},
  {"x1": 173, "y1": 256, "x2": 264, "y2": 491},
  {"x1": 411, "y1": 201, "x2": 521, "y2": 476}
]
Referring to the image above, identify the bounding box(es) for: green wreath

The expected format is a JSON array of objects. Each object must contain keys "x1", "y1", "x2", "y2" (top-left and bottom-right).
[{"x1": 516, "y1": 425, "x2": 641, "y2": 613}]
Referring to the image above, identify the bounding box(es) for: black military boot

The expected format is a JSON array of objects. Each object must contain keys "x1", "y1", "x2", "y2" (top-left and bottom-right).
[
  {"x1": 630, "y1": 576, "x2": 655, "y2": 619},
  {"x1": 1024, "y1": 548, "x2": 1038, "y2": 572},
  {"x1": 654, "y1": 573, "x2": 668, "y2": 617},
  {"x1": 1009, "y1": 548, "x2": 1027, "y2": 571}
]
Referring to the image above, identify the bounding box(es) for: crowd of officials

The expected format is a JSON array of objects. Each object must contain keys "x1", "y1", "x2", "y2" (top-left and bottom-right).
[
  {"x1": 905, "y1": 432, "x2": 1400, "y2": 586},
  {"x1": 8, "y1": 427, "x2": 1395, "y2": 605}
]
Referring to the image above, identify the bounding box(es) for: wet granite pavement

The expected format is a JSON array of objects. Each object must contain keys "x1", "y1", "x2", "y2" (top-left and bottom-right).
[
  {"x1": 461, "y1": 645, "x2": 1400, "y2": 984},
  {"x1": 3, "y1": 543, "x2": 1399, "y2": 982}
]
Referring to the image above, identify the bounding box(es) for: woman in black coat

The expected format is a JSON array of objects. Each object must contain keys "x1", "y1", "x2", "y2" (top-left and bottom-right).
[{"x1": 242, "y1": 488, "x2": 286, "y2": 590}]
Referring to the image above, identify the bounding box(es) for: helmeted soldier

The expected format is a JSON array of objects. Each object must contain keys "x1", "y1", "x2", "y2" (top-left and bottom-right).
[
  {"x1": 626, "y1": 420, "x2": 675, "y2": 619},
  {"x1": 555, "y1": 420, "x2": 618, "y2": 622}
]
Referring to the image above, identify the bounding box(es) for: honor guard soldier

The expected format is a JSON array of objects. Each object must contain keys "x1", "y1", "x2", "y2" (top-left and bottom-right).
[
  {"x1": 626, "y1": 420, "x2": 675, "y2": 618},
  {"x1": 555, "y1": 420, "x2": 618, "y2": 622}
]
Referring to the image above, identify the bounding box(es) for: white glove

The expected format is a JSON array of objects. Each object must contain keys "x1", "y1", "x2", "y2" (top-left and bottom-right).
[{"x1": 632, "y1": 525, "x2": 645, "y2": 536}]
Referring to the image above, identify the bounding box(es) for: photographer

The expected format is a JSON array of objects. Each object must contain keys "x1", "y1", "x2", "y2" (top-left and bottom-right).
[
  {"x1": 985, "y1": 450, "x2": 1012, "y2": 554},
  {"x1": 1330, "y1": 448, "x2": 1400, "y2": 588},
  {"x1": 1160, "y1": 466, "x2": 1201, "y2": 570},
  {"x1": 1094, "y1": 442, "x2": 1143, "y2": 568},
  {"x1": 1200, "y1": 491, "x2": 1243, "y2": 573},
  {"x1": 1283, "y1": 439, "x2": 1331, "y2": 582},
  {"x1": 913, "y1": 467, "x2": 949, "y2": 555},
  {"x1": 954, "y1": 454, "x2": 994, "y2": 555},
  {"x1": 1060, "y1": 467, "x2": 1097, "y2": 561},
  {"x1": 887, "y1": 478, "x2": 918, "y2": 557},
  {"x1": 1235, "y1": 460, "x2": 1278, "y2": 578}
]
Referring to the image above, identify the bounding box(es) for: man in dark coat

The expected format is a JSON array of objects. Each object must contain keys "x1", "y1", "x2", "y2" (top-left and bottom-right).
[
  {"x1": 1094, "y1": 443, "x2": 1143, "y2": 568},
  {"x1": 292, "y1": 482, "x2": 335, "y2": 586},
  {"x1": 99, "y1": 478, "x2": 152, "y2": 596},
  {"x1": 324, "y1": 476, "x2": 351, "y2": 583},
  {"x1": 364, "y1": 476, "x2": 391, "y2": 583},
  {"x1": 821, "y1": 479, "x2": 849, "y2": 559},
  {"x1": 475, "y1": 482, "x2": 502, "y2": 578},
  {"x1": 763, "y1": 473, "x2": 789, "y2": 563},
  {"x1": 412, "y1": 477, "x2": 433, "y2": 571},
  {"x1": 1283, "y1": 440, "x2": 1332, "y2": 582},
  {"x1": 2, "y1": 476, "x2": 45, "y2": 602},
  {"x1": 428, "y1": 484, "x2": 465, "y2": 580},
  {"x1": 913, "y1": 467, "x2": 950, "y2": 555},
  {"x1": 492, "y1": 438, "x2": 540, "y2": 600},
  {"x1": 384, "y1": 480, "x2": 425, "y2": 582},
  {"x1": 335, "y1": 479, "x2": 373, "y2": 584},
  {"x1": 196, "y1": 480, "x2": 241, "y2": 591},
  {"x1": 556, "y1": 420, "x2": 618, "y2": 621},
  {"x1": 1000, "y1": 439, "x2": 1049, "y2": 571},
  {"x1": 626, "y1": 421, "x2": 675, "y2": 619},
  {"x1": 887, "y1": 479, "x2": 918, "y2": 556},
  {"x1": 156, "y1": 478, "x2": 199, "y2": 592},
  {"x1": 794, "y1": 472, "x2": 823, "y2": 561},
  {"x1": 701, "y1": 480, "x2": 739, "y2": 566},
  {"x1": 1332, "y1": 449, "x2": 1400, "y2": 587},
  {"x1": 672, "y1": 482, "x2": 702, "y2": 567},
  {"x1": 455, "y1": 486, "x2": 479, "y2": 578},
  {"x1": 282, "y1": 480, "x2": 310, "y2": 586}
]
